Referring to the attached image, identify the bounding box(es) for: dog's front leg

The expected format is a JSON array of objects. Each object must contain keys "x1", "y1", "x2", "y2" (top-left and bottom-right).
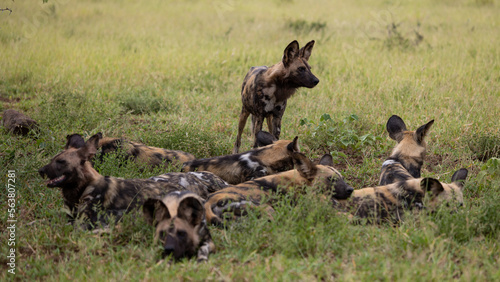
[{"x1": 233, "y1": 108, "x2": 251, "y2": 154}]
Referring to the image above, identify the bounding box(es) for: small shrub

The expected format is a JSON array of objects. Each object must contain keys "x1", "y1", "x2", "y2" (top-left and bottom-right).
[
  {"x1": 299, "y1": 113, "x2": 383, "y2": 161},
  {"x1": 286, "y1": 19, "x2": 327, "y2": 34},
  {"x1": 467, "y1": 132, "x2": 500, "y2": 161}
]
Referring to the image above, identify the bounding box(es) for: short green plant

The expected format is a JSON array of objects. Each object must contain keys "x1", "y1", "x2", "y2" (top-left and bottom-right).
[{"x1": 299, "y1": 113, "x2": 383, "y2": 160}]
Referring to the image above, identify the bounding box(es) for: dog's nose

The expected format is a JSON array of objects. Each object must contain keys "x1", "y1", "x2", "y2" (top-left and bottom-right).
[
  {"x1": 38, "y1": 167, "x2": 46, "y2": 178},
  {"x1": 346, "y1": 186, "x2": 354, "y2": 196},
  {"x1": 313, "y1": 78, "x2": 319, "y2": 86},
  {"x1": 162, "y1": 245, "x2": 175, "y2": 259}
]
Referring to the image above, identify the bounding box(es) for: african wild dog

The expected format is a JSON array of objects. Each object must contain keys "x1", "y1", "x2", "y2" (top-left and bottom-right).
[
  {"x1": 38, "y1": 133, "x2": 226, "y2": 228},
  {"x1": 379, "y1": 115, "x2": 434, "y2": 186},
  {"x1": 233, "y1": 40, "x2": 320, "y2": 153},
  {"x1": 65, "y1": 133, "x2": 196, "y2": 168},
  {"x1": 335, "y1": 168, "x2": 468, "y2": 223},
  {"x1": 183, "y1": 131, "x2": 299, "y2": 185},
  {"x1": 204, "y1": 152, "x2": 354, "y2": 226},
  {"x1": 143, "y1": 191, "x2": 215, "y2": 262}
]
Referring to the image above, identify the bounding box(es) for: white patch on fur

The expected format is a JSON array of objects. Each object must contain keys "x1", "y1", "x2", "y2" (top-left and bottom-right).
[
  {"x1": 239, "y1": 153, "x2": 260, "y2": 169},
  {"x1": 382, "y1": 159, "x2": 398, "y2": 167},
  {"x1": 179, "y1": 177, "x2": 190, "y2": 188}
]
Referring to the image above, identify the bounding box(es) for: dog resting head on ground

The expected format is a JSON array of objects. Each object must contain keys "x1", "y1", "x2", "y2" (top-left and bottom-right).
[
  {"x1": 89, "y1": 135, "x2": 195, "y2": 169},
  {"x1": 420, "y1": 168, "x2": 468, "y2": 211},
  {"x1": 38, "y1": 133, "x2": 225, "y2": 228},
  {"x1": 379, "y1": 115, "x2": 434, "y2": 185},
  {"x1": 336, "y1": 168, "x2": 468, "y2": 223},
  {"x1": 182, "y1": 131, "x2": 299, "y2": 185},
  {"x1": 204, "y1": 152, "x2": 354, "y2": 226},
  {"x1": 143, "y1": 191, "x2": 215, "y2": 262},
  {"x1": 233, "y1": 40, "x2": 319, "y2": 153}
]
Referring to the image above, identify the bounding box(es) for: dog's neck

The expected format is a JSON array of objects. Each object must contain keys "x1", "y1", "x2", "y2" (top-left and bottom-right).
[{"x1": 61, "y1": 162, "x2": 104, "y2": 212}]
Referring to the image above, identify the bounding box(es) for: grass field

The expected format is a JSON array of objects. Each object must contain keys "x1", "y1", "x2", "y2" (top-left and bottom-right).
[{"x1": 1, "y1": 0, "x2": 499, "y2": 280}]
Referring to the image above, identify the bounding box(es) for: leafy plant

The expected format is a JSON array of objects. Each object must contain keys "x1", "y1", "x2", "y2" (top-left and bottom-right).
[{"x1": 299, "y1": 113, "x2": 383, "y2": 160}]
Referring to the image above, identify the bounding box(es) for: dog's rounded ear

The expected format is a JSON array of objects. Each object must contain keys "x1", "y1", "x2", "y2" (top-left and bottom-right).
[
  {"x1": 143, "y1": 197, "x2": 170, "y2": 227},
  {"x1": 420, "y1": 177, "x2": 444, "y2": 197},
  {"x1": 292, "y1": 152, "x2": 317, "y2": 181},
  {"x1": 415, "y1": 119, "x2": 434, "y2": 145},
  {"x1": 282, "y1": 40, "x2": 300, "y2": 67},
  {"x1": 318, "y1": 154, "x2": 334, "y2": 167},
  {"x1": 386, "y1": 115, "x2": 407, "y2": 142},
  {"x1": 451, "y1": 168, "x2": 468, "y2": 190},
  {"x1": 287, "y1": 136, "x2": 299, "y2": 153},
  {"x1": 255, "y1": 131, "x2": 276, "y2": 147},
  {"x1": 65, "y1": 134, "x2": 85, "y2": 149},
  {"x1": 77, "y1": 133, "x2": 102, "y2": 161},
  {"x1": 299, "y1": 40, "x2": 315, "y2": 61},
  {"x1": 177, "y1": 195, "x2": 204, "y2": 227}
]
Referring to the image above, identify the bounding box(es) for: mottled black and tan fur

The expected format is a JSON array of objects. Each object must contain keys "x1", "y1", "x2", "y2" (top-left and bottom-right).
[
  {"x1": 233, "y1": 40, "x2": 319, "y2": 153},
  {"x1": 143, "y1": 191, "x2": 215, "y2": 262},
  {"x1": 204, "y1": 152, "x2": 353, "y2": 226},
  {"x1": 38, "y1": 133, "x2": 226, "y2": 228},
  {"x1": 336, "y1": 168, "x2": 468, "y2": 223},
  {"x1": 183, "y1": 131, "x2": 299, "y2": 185},
  {"x1": 82, "y1": 134, "x2": 195, "y2": 168},
  {"x1": 379, "y1": 115, "x2": 434, "y2": 186}
]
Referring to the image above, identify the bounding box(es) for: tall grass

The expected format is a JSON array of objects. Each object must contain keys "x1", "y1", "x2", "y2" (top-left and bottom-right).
[{"x1": 1, "y1": 0, "x2": 499, "y2": 280}]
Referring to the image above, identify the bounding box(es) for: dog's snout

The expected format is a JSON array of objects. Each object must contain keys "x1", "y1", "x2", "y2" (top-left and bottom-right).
[
  {"x1": 346, "y1": 186, "x2": 354, "y2": 195},
  {"x1": 38, "y1": 167, "x2": 46, "y2": 178},
  {"x1": 312, "y1": 77, "x2": 319, "y2": 86},
  {"x1": 162, "y1": 245, "x2": 175, "y2": 258}
]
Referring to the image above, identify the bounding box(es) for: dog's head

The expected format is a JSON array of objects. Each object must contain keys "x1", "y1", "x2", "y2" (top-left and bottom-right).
[
  {"x1": 143, "y1": 191, "x2": 214, "y2": 262},
  {"x1": 253, "y1": 131, "x2": 300, "y2": 174},
  {"x1": 281, "y1": 40, "x2": 320, "y2": 89},
  {"x1": 38, "y1": 133, "x2": 102, "y2": 188},
  {"x1": 292, "y1": 152, "x2": 354, "y2": 200},
  {"x1": 386, "y1": 115, "x2": 434, "y2": 178},
  {"x1": 421, "y1": 168, "x2": 468, "y2": 210}
]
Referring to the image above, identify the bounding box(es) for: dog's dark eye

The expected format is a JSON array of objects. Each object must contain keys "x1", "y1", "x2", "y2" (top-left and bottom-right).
[
  {"x1": 298, "y1": 67, "x2": 306, "y2": 72},
  {"x1": 56, "y1": 159, "x2": 67, "y2": 165},
  {"x1": 176, "y1": 230, "x2": 187, "y2": 239}
]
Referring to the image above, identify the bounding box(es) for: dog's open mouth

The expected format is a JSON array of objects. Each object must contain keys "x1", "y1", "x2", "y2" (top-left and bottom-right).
[{"x1": 46, "y1": 175, "x2": 66, "y2": 187}]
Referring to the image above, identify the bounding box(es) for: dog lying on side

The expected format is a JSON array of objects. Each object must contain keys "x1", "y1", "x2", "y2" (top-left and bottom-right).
[
  {"x1": 379, "y1": 115, "x2": 434, "y2": 185},
  {"x1": 64, "y1": 133, "x2": 196, "y2": 169},
  {"x1": 143, "y1": 191, "x2": 215, "y2": 262},
  {"x1": 335, "y1": 168, "x2": 468, "y2": 223},
  {"x1": 182, "y1": 131, "x2": 299, "y2": 185},
  {"x1": 204, "y1": 152, "x2": 354, "y2": 226},
  {"x1": 38, "y1": 133, "x2": 226, "y2": 228}
]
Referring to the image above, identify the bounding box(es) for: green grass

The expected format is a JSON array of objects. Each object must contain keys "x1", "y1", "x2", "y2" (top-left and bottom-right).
[{"x1": 1, "y1": 0, "x2": 499, "y2": 280}]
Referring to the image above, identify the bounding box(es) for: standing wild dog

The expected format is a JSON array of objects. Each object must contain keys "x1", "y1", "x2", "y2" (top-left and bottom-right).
[
  {"x1": 183, "y1": 131, "x2": 299, "y2": 185},
  {"x1": 233, "y1": 40, "x2": 320, "y2": 153},
  {"x1": 335, "y1": 168, "x2": 468, "y2": 223},
  {"x1": 143, "y1": 191, "x2": 215, "y2": 262},
  {"x1": 204, "y1": 152, "x2": 354, "y2": 226},
  {"x1": 38, "y1": 133, "x2": 226, "y2": 228},
  {"x1": 379, "y1": 115, "x2": 434, "y2": 186},
  {"x1": 65, "y1": 134, "x2": 196, "y2": 168}
]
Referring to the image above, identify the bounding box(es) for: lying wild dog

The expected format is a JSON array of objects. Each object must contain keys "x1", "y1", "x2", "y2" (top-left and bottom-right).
[
  {"x1": 335, "y1": 168, "x2": 468, "y2": 223},
  {"x1": 233, "y1": 40, "x2": 320, "y2": 153},
  {"x1": 38, "y1": 133, "x2": 226, "y2": 228},
  {"x1": 64, "y1": 133, "x2": 196, "y2": 168},
  {"x1": 204, "y1": 152, "x2": 354, "y2": 226},
  {"x1": 183, "y1": 131, "x2": 299, "y2": 185},
  {"x1": 379, "y1": 115, "x2": 434, "y2": 185},
  {"x1": 143, "y1": 191, "x2": 215, "y2": 262}
]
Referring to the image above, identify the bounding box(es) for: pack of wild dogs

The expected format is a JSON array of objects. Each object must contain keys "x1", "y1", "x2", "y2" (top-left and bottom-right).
[{"x1": 37, "y1": 40, "x2": 468, "y2": 263}]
